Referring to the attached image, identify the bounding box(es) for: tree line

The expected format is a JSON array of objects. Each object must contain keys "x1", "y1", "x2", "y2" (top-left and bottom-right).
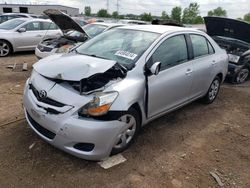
[{"x1": 84, "y1": 2, "x2": 250, "y2": 24}]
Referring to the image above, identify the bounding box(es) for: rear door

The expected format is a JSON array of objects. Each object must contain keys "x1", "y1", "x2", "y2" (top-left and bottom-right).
[
  {"x1": 147, "y1": 34, "x2": 193, "y2": 118},
  {"x1": 188, "y1": 34, "x2": 216, "y2": 99}
]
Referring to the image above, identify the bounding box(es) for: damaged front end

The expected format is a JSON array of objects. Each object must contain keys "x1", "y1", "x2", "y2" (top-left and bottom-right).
[{"x1": 44, "y1": 62, "x2": 127, "y2": 95}]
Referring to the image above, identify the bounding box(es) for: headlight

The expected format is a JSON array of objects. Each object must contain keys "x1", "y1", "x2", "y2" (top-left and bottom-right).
[
  {"x1": 228, "y1": 54, "x2": 240, "y2": 63},
  {"x1": 79, "y1": 92, "x2": 118, "y2": 117},
  {"x1": 56, "y1": 44, "x2": 73, "y2": 53}
]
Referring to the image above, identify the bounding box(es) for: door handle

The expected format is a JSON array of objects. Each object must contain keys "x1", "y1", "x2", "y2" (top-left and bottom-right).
[
  {"x1": 185, "y1": 68, "x2": 193, "y2": 75},
  {"x1": 36, "y1": 35, "x2": 42, "y2": 37}
]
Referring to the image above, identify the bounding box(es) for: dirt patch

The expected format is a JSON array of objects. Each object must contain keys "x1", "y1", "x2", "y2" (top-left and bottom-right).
[{"x1": 0, "y1": 53, "x2": 250, "y2": 188}]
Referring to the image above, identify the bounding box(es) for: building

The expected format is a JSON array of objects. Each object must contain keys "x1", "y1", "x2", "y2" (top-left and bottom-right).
[{"x1": 0, "y1": 4, "x2": 79, "y2": 16}]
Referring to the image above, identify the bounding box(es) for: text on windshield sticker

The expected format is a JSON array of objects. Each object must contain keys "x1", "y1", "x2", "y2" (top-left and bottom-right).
[{"x1": 115, "y1": 50, "x2": 138, "y2": 60}]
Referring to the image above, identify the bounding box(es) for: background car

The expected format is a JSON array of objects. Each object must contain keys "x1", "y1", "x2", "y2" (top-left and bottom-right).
[
  {"x1": 0, "y1": 13, "x2": 40, "y2": 23},
  {"x1": 35, "y1": 9, "x2": 123, "y2": 59},
  {"x1": 23, "y1": 25, "x2": 228, "y2": 160},
  {"x1": 204, "y1": 16, "x2": 250, "y2": 84},
  {"x1": 0, "y1": 18, "x2": 61, "y2": 57}
]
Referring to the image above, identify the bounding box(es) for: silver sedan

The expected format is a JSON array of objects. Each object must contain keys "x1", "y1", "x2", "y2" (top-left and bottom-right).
[
  {"x1": 0, "y1": 18, "x2": 61, "y2": 57},
  {"x1": 23, "y1": 25, "x2": 228, "y2": 160}
]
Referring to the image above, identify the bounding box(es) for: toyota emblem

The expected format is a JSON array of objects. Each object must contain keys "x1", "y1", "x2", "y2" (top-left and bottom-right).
[{"x1": 38, "y1": 90, "x2": 47, "y2": 99}]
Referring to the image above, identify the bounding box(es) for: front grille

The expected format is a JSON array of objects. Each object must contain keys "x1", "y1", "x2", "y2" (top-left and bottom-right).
[
  {"x1": 38, "y1": 44, "x2": 53, "y2": 52},
  {"x1": 29, "y1": 84, "x2": 65, "y2": 107},
  {"x1": 27, "y1": 111, "x2": 56, "y2": 139}
]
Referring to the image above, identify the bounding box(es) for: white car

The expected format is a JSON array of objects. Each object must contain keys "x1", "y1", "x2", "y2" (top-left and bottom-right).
[{"x1": 0, "y1": 18, "x2": 61, "y2": 57}]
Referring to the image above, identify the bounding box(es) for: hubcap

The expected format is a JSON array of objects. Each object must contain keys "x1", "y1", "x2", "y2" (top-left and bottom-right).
[
  {"x1": 113, "y1": 114, "x2": 136, "y2": 149},
  {"x1": 0, "y1": 42, "x2": 9, "y2": 57},
  {"x1": 236, "y1": 69, "x2": 249, "y2": 83},
  {"x1": 208, "y1": 79, "x2": 219, "y2": 101}
]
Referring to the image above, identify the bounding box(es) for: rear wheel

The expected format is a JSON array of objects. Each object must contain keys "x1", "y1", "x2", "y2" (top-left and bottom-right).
[
  {"x1": 0, "y1": 40, "x2": 11, "y2": 57},
  {"x1": 235, "y1": 68, "x2": 249, "y2": 84},
  {"x1": 111, "y1": 108, "x2": 140, "y2": 155},
  {"x1": 202, "y1": 76, "x2": 221, "y2": 104}
]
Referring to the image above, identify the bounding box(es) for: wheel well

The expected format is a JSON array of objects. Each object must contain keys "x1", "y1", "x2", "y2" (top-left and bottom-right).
[
  {"x1": 130, "y1": 103, "x2": 142, "y2": 126},
  {"x1": 216, "y1": 73, "x2": 223, "y2": 83},
  {"x1": 0, "y1": 39, "x2": 13, "y2": 53}
]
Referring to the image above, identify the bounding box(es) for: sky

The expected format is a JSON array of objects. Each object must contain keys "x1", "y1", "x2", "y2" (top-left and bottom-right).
[{"x1": 1, "y1": 0, "x2": 250, "y2": 18}]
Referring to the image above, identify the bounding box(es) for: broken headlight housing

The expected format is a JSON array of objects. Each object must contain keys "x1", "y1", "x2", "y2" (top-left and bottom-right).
[
  {"x1": 228, "y1": 54, "x2": 240, "y2": 63},
  {"x1": 79, "y1": 91, "x2": 118, "y2": 117}
]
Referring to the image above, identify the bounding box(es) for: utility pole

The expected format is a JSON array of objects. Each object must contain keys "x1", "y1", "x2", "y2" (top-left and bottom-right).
[
  {"x1": 107, "y1": 0, "x2": 109, "y2": 12},
  {"x1": 117, "y1": 0, "x2": 119, "y2": 14}
]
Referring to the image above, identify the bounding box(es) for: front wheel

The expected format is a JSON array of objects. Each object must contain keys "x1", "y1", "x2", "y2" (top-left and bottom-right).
[
  {"x1": 202, "y1": 76, "x2": 221, "y2": 104},
  {"x1": 0, "y1": 40, "x2": 11, "y2": 57},
  {"x1": 235, "y1": 68, "x2": 249, "y2": 84},
  {"x1": 111, "y1": 108, "x2": 140, "y2": 155}
]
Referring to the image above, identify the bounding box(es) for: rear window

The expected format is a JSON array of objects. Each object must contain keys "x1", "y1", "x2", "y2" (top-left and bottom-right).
[{"x1": 190, "y1": 34, "x2": 209, "y2": 58}]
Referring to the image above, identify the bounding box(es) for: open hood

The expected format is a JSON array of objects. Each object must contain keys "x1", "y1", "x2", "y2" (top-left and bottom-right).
[
  {"x1": 33, "y1": 54, "x2": 117, "y2": 81},
  {"x1": 44, "y1": 9, "x2": 87, "y2": 36},
  {"x1": 204, "y1": 16, "x2": 250, "y2": 44}
]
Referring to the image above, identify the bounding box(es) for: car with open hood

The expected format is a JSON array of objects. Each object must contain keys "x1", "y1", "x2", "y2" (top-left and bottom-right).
[
  {"x1": 35, "y1": 9, "x2": 89, "y2": 59},
  {"x1": 23, "y1": 25, "x2": 228, "y2": 160},
  {"x1": 204, "y1": 16, "x2": 250, "y2": 84},
  {"x1": 0, "y1": 18, "x2": 61, "y2": 57},
  {"x1": 35, "y1": 9, "x2": 123, "y2": 59}
]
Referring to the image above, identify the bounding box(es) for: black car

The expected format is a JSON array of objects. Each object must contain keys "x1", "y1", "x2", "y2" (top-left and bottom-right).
[{"x1": 204, "y1": 16, "x2": 250, "y2": 84}]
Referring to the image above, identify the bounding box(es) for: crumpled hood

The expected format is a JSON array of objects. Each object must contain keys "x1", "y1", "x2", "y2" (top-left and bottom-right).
[
  {"x1": 33, "y1": 53, "x2": 117, "y2": 81},
  {"x1": 204, "y1": 16, "x2": 250, "y2": 44}
]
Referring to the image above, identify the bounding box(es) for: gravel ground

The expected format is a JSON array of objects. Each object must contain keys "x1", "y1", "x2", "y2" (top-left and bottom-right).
[{"x1": 0, "y1": 52, "x2": 250, "y2": 188}]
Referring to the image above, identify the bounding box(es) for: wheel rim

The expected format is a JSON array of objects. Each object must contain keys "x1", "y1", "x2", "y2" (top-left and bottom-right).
[
  {"x1": 113, "y1": 114, "x2": 137, "y2": 149},
  {"x1": 208, "y1": 79, "x2": 220, "y2": 101},
  {"x1": 0, "y1": 41, "x2": 10, "y2": 57},
  {"x1": 236, "y1": 69, "x2": 249, "y2": 83}
]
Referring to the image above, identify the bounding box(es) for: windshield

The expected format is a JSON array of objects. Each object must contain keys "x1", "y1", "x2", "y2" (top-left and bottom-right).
[
  {"x1": 76, "y1": 28, "x2": 159, "y2": 68},
  {"x1": 83, "y1": 24, "x2": 108, "y2": 38},
  {"x1": 0, "y1": 19, "x2": 25, "y2": 30}
]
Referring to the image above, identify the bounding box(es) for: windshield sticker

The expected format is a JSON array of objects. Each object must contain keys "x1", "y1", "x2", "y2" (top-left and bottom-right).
[{"x1": 115, "y1": 50, "x2": 138, "y2": 60}]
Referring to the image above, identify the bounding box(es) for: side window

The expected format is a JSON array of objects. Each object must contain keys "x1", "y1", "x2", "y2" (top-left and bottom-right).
[
  {"x1": 42, "y1": 22, "x2": 58, "y2": 30},
  {"x1": 190, "y1": 34, "x2": 209, "y2": 58},
  {"x1": 207, "y1": 40, "x2": 215, "y2": 54},
  {"x1": 24, "y1": 22, "x2": 42, "y2": 31},
  {"x1": 150, "y1": 35, "x2": 188, "y2": 71}
]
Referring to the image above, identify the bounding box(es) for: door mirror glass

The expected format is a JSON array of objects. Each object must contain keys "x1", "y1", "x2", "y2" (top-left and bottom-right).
[
  {"x1": 149, "y1": 62, "x2": 161, "y2": 75},
  {"x1": 17, "y1": 27, "x2": 26, "y2": 33}
]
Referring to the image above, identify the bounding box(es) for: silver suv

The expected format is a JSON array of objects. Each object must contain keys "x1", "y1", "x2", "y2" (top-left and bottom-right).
[{"x1": 23, "y1": 25, "x2": 228, "y2": 160}]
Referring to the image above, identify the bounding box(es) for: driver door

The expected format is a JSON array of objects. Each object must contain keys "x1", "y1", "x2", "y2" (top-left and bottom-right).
[
  {"x1": 14, "y1": 21, "x2": 45, "y2": 51},
  {"x1": 147, "y1": 34, "x2": 193, "y2": 118}
]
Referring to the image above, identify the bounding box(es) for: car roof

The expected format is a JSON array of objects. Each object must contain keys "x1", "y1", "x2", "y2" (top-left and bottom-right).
[
  {"x1": 90, "y1": 22, "x2": 124, "y2": 27},
  {"x1": 119, "y1": 25, "x2": 200, "y2": 34},
  {"x1": 10, "y1": 17, "x2": 52, "y2": 22}
]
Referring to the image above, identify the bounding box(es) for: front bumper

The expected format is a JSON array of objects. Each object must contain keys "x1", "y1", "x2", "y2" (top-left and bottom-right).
[
  {"x1": 23, "y1": 80, "x2": 125, "y2": 160},
  {"x1": 35, "y1": 47, "x2": 57, "y2": 59},
  {"x1": 226, "y1": 62, "x2": 244, "y2": 80}
]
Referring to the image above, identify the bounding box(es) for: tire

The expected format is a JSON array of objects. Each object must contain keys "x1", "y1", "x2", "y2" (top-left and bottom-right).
[
  {"x1": 0, "y1": 40, "x2": 11, "y2": 57},
  {"x1": 235, "y1": 68, "x2": 249, "y2": 84},
  {"x1": 202, "y1": 76, "x2": 221, "y2": 104},
  {"x1": 111, "y1": 108, "x2": 140, "y2": 155}
]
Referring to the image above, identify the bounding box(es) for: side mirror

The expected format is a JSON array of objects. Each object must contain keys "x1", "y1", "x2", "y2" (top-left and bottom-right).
[
  {"x1": 149, "y1": 62, "x2": 161, "y2": 75},
  {"x1": 17, "y1": 28, "x2": 26, "y2": 33}
]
